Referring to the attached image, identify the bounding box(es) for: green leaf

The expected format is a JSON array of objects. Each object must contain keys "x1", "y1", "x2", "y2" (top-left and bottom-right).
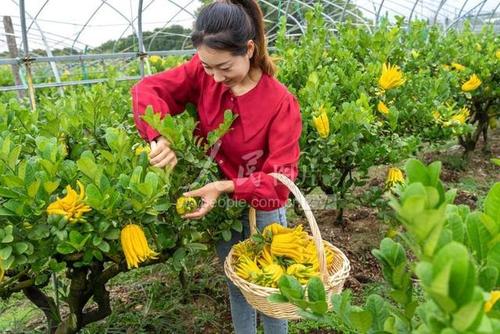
[
  {"x1": 427, "y1": 161, "x2": 442, "y2": 187},
  {"x1": 39, "y1": 160, "x2": 57, "y2": 177},
  {"x1": 1, "y1": 233, "x2": 13, "y2": 243},
  {"x1": 43, "y1": 181, "x2": 60, "y2": 194},
  {"x1": 77, "y1": 153, "x2": 98, "y2": 181},
  {"x1": 137, "y1": 183, "x2": 153, "y2": 197},
  {"x1": 308, "y1": 300, "x2": 328, "y2": 315},
  {"x1": 466, "y1": 212, "x2": 490, "y2": 263},
  {"x1": 69, "y1": 230, "x2": 84, "y2": 244},
  {"x1": 92, "y1": 235, "x2": 103, "y2": 246},
  {"x1": 267, "y1": 293, "x2": 289, "y2": 304},
  {"x1": 487, "y1": 244, "x2": 500, "y2": 286},
  {"x1": 34, "y1": 273, "x2": 50, "y2": 286},
  {"x1": 144, "y1": 172, "x2": 159, "y2": 194},
  {"x1": 0, "y1": 207, "x2": 15, "y2": 216},
  {"x1": 14, "y1": 242, "x2": 29, "y2": 254},
  {"x1": 365, "y1": 294, "x2": 389, "y2": 330},
  {"x1": 129, "y1": 166, "x2": 143, "y2": 186},
  {"x1": 478, "y1": 266, "x2": 498, "y2": 293},
  {"x1": 173, "y1": 247, "x2": 186, "y2": 264},
  {"x1": 278, "y1": 275, "x2": 304, "y2": 300},
  {"x1": 0, "y1": 187, "x2": 20, "y2": 198},
  {"x1": 232, "y1": 220, "x2": 243, "y2": 233},
  {"x1": 447, "y1": 213, "x2": 465, "y2": 243},
  {"x1": 331, "y1": 290, "x2": 353, "y2": 326},
  {"x1": 484, "y1": 183, "x2": 500, "y2": 224},
  {"x1": 56, "y1": 242, "x2": 75, "y2": 255},
  {"x1": 222, "y1": 230, "x2": 232, "y2": 242},
  {"x1": 27, "y1": 180, "x2": 41, "y2": 198},
  {"x1": 104, "y1": 228, "x2": 120, "y2": 240},
  {"x1": 349, "y1": 309, "x2": 373, "y2": 334},
  {"x1": 142, "y1": 107, "x2": 181, "y2": 148},
  {"x1": 307, "y1": 277, "x2": 326, "y2": 303},
  {"x1": 2, "y1": 255, "x2": 14, "y2": 270},
  {"x1": 405, "y1": 159, "x2": 429, "y2": 185},
  {"x1": 8, "y1": 145, "x2": 21, "y2": 170},
  {"x1": 28, "y1": 224, "x2": 50, "y2": 240},
  {"x1": 206, "y1": 109, "x2": 237, "y2": 148},
  {"x1": 433, "y1": 242, "x2": 475, "y2": 310},
  {"x1": 186, "y1": 243, "x2": 208, "y2": 251},
  {"x1": 452, "y1": 300, "x2": 483, "y2": 332},
  {"x1": 0, "y1": 246, "x2": 13, "y2": 259},
  {"x1": 86, "y1": 183, "x2": 103, "y2": 208},
  {"x1": 97, "y1": 241, "x2": 110, "y2": 253},
  {"x1": 68, "y1": 231, "x2": 90, "y2": 251}
]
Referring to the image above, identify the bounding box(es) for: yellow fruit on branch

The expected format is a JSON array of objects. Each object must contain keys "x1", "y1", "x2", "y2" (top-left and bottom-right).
[
  {"x1": 450, "y1": 62, "x2": 465, "y2": 71},
  {"x1": 484, "y1": 291, "x2": 500, "y2": 313},
  {"x1": 379, "y1": 63, "x2": 405, "y2": 91},
  {"x1": 461, "y1": 74, "x2": 481, "y2": 92},
  {"x1": 386, "y1": 167, "x2": 404, "y2": 188},
  {"x1": 120, "y1": 224, "x2": 159, "y2": 269},
  {"x1": 312, "y1": 107, "x2": 330, "y2": 138},
  {"x1": 377, "y1": 101, "x2": 390, "y2": 115},
  {"x1": 176, "y1": 196, "x2": 198, "y2": 215},
  {"x1": 47, "y1": 180, "x2": 91, "y2": 222}
]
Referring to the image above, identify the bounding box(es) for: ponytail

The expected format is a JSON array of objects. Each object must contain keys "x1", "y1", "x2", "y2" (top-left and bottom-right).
[
  {"x1": 228, "y1": 1, "x2": 275, "y2": 75},
  {"x1": 191, "y1": 0, "x2": 276, "y2": 76}
]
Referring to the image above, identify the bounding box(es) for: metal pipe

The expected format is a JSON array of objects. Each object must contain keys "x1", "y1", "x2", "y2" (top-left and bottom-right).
[
  {"x1": 473, "y1": 0, "x2": 488, "y2": 30},
  {"x1": 0, "y1": 76, "x2": 142, "y2": 92},
  {"x1": 408, "y1": 0, "x2": 420, "y2": 23},
  {"x1": 376, "y1": 0, "x2": 386, "y2": 24},
  {"x1": 340, "y1": 0, "x2": 352, "y2": 22},
  {"x1": 138, "y1": 0, "x2": 146, "y2": 77},
  {"x1": 19, "y1": 0, "x2": 36, "y2": 111},
  {"x1": 0, "y1": 49, "x2": 196, "y2": 66},
  {"x1": 433, "y1": 0, "x2": 448, "y2": 25}
]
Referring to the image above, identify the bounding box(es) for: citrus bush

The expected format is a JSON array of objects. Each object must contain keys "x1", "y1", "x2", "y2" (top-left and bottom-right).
[
  {"x1": 0, "y1": 81, "x2": 243, "y2": 333},
  {"x1": 275, "y1": 6, "x2": 498, "y2": 221},
  {"x1": 273, "y1": 159, "x2": 500, "y2": 333}
]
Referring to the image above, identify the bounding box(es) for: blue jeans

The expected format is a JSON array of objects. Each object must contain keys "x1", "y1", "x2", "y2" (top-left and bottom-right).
[{"x1": 216, "y1": 207, "x2": 289, "y2": 334}]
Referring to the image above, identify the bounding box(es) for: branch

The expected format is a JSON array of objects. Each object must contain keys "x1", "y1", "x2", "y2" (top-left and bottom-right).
[{"x1": 23, "y1": 285, "x2": 61, "y2": 333}]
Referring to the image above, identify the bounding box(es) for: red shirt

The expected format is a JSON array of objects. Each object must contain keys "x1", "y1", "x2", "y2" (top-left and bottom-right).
[{"x1": 131, "y1": 54, "x2": 302, "y2": 210}]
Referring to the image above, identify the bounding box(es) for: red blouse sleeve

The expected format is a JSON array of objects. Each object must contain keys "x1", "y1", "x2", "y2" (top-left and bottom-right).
[
  {"x1": 231, "y1": 94, "x2": 302, "y2": 210},
  {"x1": 131, "y1": 55, "x2": 201, "y2": 141}
]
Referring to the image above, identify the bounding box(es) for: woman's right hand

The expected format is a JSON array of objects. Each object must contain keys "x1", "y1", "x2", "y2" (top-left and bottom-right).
[{"x1": 149, "y1": 136, "x2": 177, "y2": 168}]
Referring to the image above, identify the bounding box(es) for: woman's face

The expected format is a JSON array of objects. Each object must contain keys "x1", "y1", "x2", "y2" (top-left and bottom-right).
[{"x1": 197, "y1": 42, "x2": 254, "y2": 87}]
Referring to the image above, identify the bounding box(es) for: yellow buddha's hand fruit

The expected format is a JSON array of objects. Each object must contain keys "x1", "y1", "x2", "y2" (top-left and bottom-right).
[{"x1": 176, "y1": 196, "x2": 198, "y2": 215}]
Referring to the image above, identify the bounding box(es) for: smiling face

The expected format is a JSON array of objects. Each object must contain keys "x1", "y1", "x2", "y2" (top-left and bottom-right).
[{"x1": 197, "y1": 42, "x2": 254, "y2": 87}]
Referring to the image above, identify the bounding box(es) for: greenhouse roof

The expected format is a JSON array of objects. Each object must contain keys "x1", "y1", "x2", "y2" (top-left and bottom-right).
[{"x1": 1, "y1": 1, "x2": 498, "y2": 56}]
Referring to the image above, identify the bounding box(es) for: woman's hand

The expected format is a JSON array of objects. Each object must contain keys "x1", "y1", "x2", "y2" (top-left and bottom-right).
[
  {"x1": 149, "y1": 136, "x2": 177, "y2": 168},
  {"x1": 182, "y1": 181, "x2": 235, "y2": 219}
]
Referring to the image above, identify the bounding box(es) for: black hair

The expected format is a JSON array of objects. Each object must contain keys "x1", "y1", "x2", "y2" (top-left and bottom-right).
[{"x1": 191, "y1": 0, "x2": 275, "y2": 76}]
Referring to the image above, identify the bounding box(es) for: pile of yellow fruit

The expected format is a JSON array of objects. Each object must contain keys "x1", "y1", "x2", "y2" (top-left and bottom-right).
[{"x1": 232, "y1": 223, "x2": 335, "y2": 288}]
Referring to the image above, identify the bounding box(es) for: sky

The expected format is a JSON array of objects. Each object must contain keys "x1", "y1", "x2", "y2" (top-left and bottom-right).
[
  {"x1": 0, "y1": 0, "x2": 498, "y2": 54},
  {"x1": 0, "y1": 0, "x2": 201, "y2": 53}
]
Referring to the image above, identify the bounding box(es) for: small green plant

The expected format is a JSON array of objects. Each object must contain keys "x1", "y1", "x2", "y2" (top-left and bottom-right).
[{"x1": 273, "y1": 158, "x2": 500, "y2": 333}]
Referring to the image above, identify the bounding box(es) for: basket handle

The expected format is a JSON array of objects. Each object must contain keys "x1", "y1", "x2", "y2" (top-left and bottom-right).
[{"x1": 248, "y1": 173, "x2": 328, "y2": 282}]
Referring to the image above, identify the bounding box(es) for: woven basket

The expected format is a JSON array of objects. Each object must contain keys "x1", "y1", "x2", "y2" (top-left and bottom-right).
[{"x1": 224, "y1": 173, "x2": 350, "y2": 320}]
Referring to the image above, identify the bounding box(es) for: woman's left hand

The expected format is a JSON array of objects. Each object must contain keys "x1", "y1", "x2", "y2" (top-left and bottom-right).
[{"x1": 182, "y1": 180, "x2": 234, "y2": 219}]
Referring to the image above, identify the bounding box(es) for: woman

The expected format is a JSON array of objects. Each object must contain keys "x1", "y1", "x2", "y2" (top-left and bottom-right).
[{"x1": 131, "y1": 1, "x2": 301, "y2": 333}]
